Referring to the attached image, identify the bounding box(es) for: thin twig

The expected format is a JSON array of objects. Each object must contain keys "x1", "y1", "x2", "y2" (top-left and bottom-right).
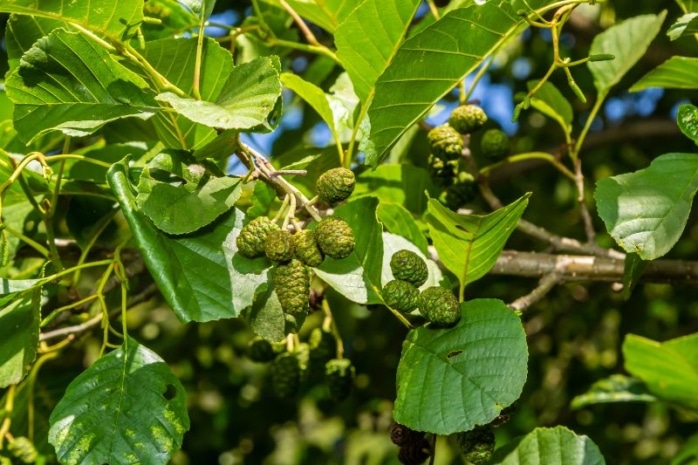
[
  {"x1": 509, "y1": 273, "x2": 562, "y2": 311},
  {"x1": 279, "y1": 0, "x2": 322, "y2": 47},
  {"x1": 573, "y1": 158, "x2": 596, "y2": 243}
]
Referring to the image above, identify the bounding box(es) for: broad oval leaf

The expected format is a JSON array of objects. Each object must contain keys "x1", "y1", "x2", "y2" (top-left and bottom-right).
[
  {"x1": 394, "y1": 299, "x2": 527, "y2": 434},
  {"x1": 156, "y1": 56, "x2": 282, "y2": 131},
  {"x1": 631, "y1": 56, "x2": 698, "y2": 92},
  {"x1": 334, "y1": 0, "x2": 422, "y2": 103},
  {"x1": 667, "y1": 13, "x2": 698, "y2": 41},
  {"x1": 366, "y1": 2, "x2": 534, "y2": 164},
  {"x1": 107, "y1": 159, "x2": 235, "y2": 323},
  {"x1": 493, "y1": 426, "x2": 606, "y2": 465},
  {"x1": 425, "y1": 194, "x2": 529, "y2": 291},
  {"x1": 0, "y1": 0, "x2": 142, "y2": 40},
  {"x1": 588, "y1": 12, "x2": 667, "y2": 97},
  {"x1": 677, "y1": 103, "x2": 698, "y2": 144},
  {"x1": 623, "y1": 333, "x2": 698, "y2": 411},
  {"x1": 144, "y1": 37, "x2": 232, "y2": 149},
  {"x1": 135, "y1": 151, "x2": 241, "y2": 235},
  {"x1": 594, "y1": 153, "x2": 698, "y2": 260},
  {"x1": 48, "y1": 339, "x2": 189, "y2": 465},
  {"x1": 0, "y1": 289, "x2": 40, "y2": 387},
  {"x1": 314, "y1": 197, "x2": 384, "y2": 305},
  {"x1": 6, "y1": 30, "x2": 158, "y2": 143}
]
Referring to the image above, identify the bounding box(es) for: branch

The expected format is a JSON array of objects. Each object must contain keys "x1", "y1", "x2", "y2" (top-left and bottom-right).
[
  {"x1": 491, "y1": 250, "x2": 698, "y2": 283},
  {"x1": 509, "y1": 273, "x2": 561, "y2": 311}
]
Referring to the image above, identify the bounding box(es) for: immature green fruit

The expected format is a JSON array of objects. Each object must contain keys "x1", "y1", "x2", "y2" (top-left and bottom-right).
[
  {"x1": 455, "y1": 426, "x2": 495, "y2": 465},
  {"x1": 7, "y1": 437, "x2": 37, "y2": 464},
  {"x1": 427, "y1": 124, "x2": 463, "y2": 161},
  {"x1": 427, "y1": 154, "x2": 458, "y2": 188},
  {"x1": 272, "y1": 259, "x2": 310, "y2": 332},
  {"x1": 293, "y1": 229, "x2": 324, "y2": 267},
  {"x1": 316, "y1": 167, "x2": 356, "y2": 205},
  {"x1": 382, "y1": 279, "x2": 420, "y2": 313},
  {"x1": 445, "y1": 171, "x2": 477, "y2": 211},
  {"x1": 449, "y1": 104, "x2": 488, "y2": 134},
  {"x1": 390, "y1": 249, "x2": 428, "y2": 287},
  {"x1": 315, "y1": 216, "x2": 355, "y2": 259},
  {"x1": 237, "y1": 216, "x2": 280, "y2": 258},
  {"x1": 325, "y1": 358, "x2": 355, "y2": 401},
  {"x1": 419, "y1": 286, "x2": 460, "y2": 327},
  {"x1": 247, "y1": 336, "x2": 278, "y2": 363},
  {"x1": 271, "y1": 352, "x2": 301, "y2": 398},
  {"x1": 309, "y1": 327, "x2": 336, "y2": 362},
  {"x1": 480, "y1": 128, "x2": 510, "y2": 159},
  {"x1": 264, "y1": 229, "x2": 295, "y2": 262}
]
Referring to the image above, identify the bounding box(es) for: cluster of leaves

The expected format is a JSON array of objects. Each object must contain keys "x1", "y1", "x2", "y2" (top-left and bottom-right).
[{"x1": 0, "y1": 0, "x2": 697, "y2": 464}]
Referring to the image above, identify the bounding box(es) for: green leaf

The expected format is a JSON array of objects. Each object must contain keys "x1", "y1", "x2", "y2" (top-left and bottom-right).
[
  {"x1": 381, "y1": 232, "x2": 442, "y2": 289},
  {"x1": 394, "y1": 299, "x2": 527, "y2": 434},
  {"x1": 5, "y1": 14, "x2": 67, "y2": 72},
  {"x1": 377, "y1": 203, "x2": 428, "y2": 255},
  {"x1": 353, "y1": 164, "x2": 439, "y2": 214},
  {"x1": 48, "y1": 339, "x2": 189, "y2": 465},
  {"x1": 0, "y1": 0, "x2": 143, "y2": 40},
  {"x1": 245, "y1": 288, "x2": 286, "y2": 342},
  {"x1": 156, "y1": 56, "x2": 282, "y2": 131},
  {"x1": 677, "y1": 103, "x2": 698, "y2": 144},
  {"x1": 5, "y1": 30, "x2": 158, "y2": 143},
  {"x1": 623, "y1": 333, "x2": 698, "y2": 410},
  {"x1": 0, "y1": 290, "x2": 40, "y2": 388},
  {"x1": 425, "y1": 194, "x2": 529, "y2": 290},
  {"x1": 273, "y1": 0, "x2": 356, "y2": 33},
  {"x1": 493, "y1": 426, "x2": 606, "y2": 465},
  {"x1": 144, "y1": 38, "x2": 232, "y2": 149},
  {"x1": 570, "y1": 374, "x2": 656, "y2": 409},
  {"x1": 334, "y1": 0, "x2": 422, "y2": 103},
  {"x1": 527, "y1": 80, "x2": 572, "y2": 133},
  {"x1": 588, "y1": 12, "x2": 667, "y2": 97},
  {"x1": 135, "y1": 151, "x2": 241, "y2": 235},
  {"x1": 621, "y1": 253, "x2": 647, "y2": 300},
  {"x1": 594, "y1": 153, "x2": 698, "y2": 260},
  {"x1": 107, "y1": 158, "x2": 235, "y2": 323},
  {"x1": 314, "y1": 197, "x2": 384, "y2": 305},
  {"x1": 630, "y1": 57, "x2": 698, "y2": 92},
  {"x1": 221, "y1": 210, "x2": 274, "y2": 316},
  {"x1": 667, "y1": 13, "x2": 698, "y2": 40},
  {"x1": 366, "y1": 2, "x2": 530, "y2": 164},
  {"x1": 0, "y1": 278, "x2": 43, "y2": 296},
  {"x1": 280, "y1": 72, "x2": 340, "y2": 146}
]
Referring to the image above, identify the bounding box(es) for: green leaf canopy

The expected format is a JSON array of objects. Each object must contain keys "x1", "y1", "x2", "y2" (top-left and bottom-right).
[
  {"x1": 393, "y1": 299, "x2": 527, "y2": 434},
  {"x1": 49, "y1": 339, "x2": 189, "y2": 465}
]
